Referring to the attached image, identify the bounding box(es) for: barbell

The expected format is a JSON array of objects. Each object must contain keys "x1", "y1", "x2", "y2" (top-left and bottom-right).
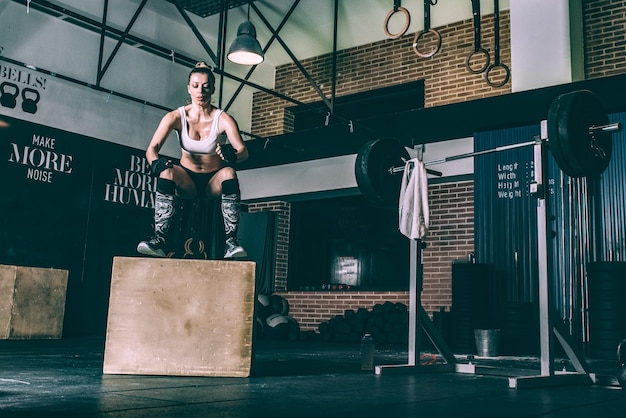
[{"x1": 355, "y1": 90, "x2": 622, "y2": 209}]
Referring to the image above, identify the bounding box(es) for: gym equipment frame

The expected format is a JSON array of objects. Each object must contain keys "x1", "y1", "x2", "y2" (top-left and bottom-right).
[{"x1": 355, "y1": 89, "x2": 622, "y2": 389}]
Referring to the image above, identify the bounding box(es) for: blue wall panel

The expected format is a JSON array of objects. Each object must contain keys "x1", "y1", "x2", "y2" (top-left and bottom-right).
[
  {"x1": 474, "y1": 125, "x2": 541, "y2": 309},
  {"x1": 474, "y1": 112, "x2": 626, "y2": 341}
]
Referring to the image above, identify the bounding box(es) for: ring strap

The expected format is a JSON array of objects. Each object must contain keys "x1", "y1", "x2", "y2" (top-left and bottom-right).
[
  {"x1": 485, "y1": 0, "x2": 510, "y2": 87},
  {"x1": 493, "y1": 0, "x2": 501, "y2": 64},
  {"x1": 423, "y1": 0, "x2": 431, "y2": 31},
  {"x1": 471, "y1": 0, "x2": 482, "y2": 51}
]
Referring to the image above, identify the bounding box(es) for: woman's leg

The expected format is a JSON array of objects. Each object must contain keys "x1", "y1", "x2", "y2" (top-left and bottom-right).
[
  {"x1": 208, "y1": 167, "x2": 247, "y2": 258},
  {"x1": 137, "y1": 166, "x2": 195, "y2": 257}
]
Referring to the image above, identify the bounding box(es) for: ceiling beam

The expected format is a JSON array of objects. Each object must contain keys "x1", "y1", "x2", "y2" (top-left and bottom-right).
[
  {"x1": 224, "y1": 0, "x2": 302, "y2": 112},
  {"x1": 22, "y1": 0, "x2": 199, "y2": 67},
  {"x1": 170, "y1": 0, "x2": 218, "y2": 65},
  {"x1": 97, "y1": 0, "x2": 149, "y2": 86},
  {"x1": 17, "y1": 0, "x2": 313, "y2": 110},
  {"x1": 251, "y1": 1, "x2": 332, "y2": 111},
  {"x1": 15, "y1": 0, "x2": 361, "y2": 139}
]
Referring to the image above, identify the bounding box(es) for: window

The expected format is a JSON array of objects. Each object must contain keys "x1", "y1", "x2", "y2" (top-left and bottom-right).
[{"x1": 288, "y1": 195, "x2": 409, "y2": 291}]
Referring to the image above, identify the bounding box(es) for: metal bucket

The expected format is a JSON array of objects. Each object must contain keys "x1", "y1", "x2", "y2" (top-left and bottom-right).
[{"x1": 474, "y1": 329, "x2": 500, "y2": 357}]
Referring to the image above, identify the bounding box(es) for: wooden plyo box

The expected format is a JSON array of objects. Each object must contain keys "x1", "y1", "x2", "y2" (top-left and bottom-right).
[
  {"x1": 103, "y1": 257, "x2": 256, "y2": 377},
  {"x1": 0, "y1": 264, "x2": 69, "y2": 339}
]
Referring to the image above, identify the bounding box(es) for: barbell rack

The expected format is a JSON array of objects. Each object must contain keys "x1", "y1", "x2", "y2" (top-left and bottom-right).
[{"x1": 374, "y1": 119, "x2": 623, "y2": 389}]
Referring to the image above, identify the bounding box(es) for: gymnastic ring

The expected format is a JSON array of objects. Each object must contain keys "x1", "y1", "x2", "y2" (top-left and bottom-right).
[
  {"x1": 412, "y1": 28, "x2": 442, "y2": 58},
  {"x1": 485, "y1": 62, "x2": 511, "y2": 88},
  {"x1": 383, "y1": 6, "x2": 411, "y2": 39},
  {"x1": 466, "y1": 48, "x2": 490, "y2": 74}
]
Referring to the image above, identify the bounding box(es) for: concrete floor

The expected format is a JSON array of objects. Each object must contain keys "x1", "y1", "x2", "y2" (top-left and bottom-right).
[{"x1": 1, "y1": 337, "x2": 625, "y2": 417}]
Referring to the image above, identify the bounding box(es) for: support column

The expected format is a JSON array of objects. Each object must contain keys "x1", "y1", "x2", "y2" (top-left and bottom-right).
[{"x1": 509, "y1": 0, "x2": 584, "y2": 92}]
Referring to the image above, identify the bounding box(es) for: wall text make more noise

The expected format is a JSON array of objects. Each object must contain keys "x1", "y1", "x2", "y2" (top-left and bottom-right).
[{"x1": 8, "y1": 134, "x2": 73, "y2": 184}]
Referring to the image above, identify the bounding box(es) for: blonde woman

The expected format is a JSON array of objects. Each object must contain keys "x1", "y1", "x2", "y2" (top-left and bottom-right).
[{"x1": 137, "y1": 62, "x2": 248, "y2": 258}]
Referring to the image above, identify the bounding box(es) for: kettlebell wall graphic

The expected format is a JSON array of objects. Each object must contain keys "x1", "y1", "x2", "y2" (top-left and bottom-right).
[
  {"x1": 0, "y1": 63, "x2": 47, "y2": 115},
  {"x1": 1, "y1": 82, "x2": 18, "y2": 107},
  {"x1": 1, "y1": 81, "x2": 40, "y2": 114}
]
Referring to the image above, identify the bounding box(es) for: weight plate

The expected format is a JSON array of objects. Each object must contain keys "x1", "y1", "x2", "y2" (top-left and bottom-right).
[
  {"x1": 355, "y1": 138, "x2": 410, "y2": 209},
  {"x1": 548, "y1": 90, "x2": 613, "y2": 178},
  {"x1": 554, "y1": 91, "x2": 596, "y2": 177},
  {"x1": 548, "y1": 93, "x2": 582, "y2": 177}
]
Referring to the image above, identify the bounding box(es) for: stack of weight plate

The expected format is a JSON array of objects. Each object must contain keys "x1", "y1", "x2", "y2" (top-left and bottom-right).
[
  {"x1": 450, "y1": 263, "x2": 490, "y2": 354},
  {"x1": 587, "y1": 261, "x2": 626, "y2": 360}
]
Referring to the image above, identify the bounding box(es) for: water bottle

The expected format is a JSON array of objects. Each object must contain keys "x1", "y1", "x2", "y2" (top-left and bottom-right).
[{"x1": 360, "y1": 333, "x2": 375, "y2": 371}]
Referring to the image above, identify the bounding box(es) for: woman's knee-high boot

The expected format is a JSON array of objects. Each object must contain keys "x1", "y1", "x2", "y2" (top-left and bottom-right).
[
  {"x1": 221, "y1": 179, "x2": 247, "y2": 259},
  {"x1": 137, "y1": 179, "x2": 176, "y2": 257}
]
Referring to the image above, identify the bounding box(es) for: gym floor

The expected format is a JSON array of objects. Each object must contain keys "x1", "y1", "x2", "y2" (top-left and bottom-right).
[{"x1": 1, "y1": 337, "x2": 625, "y2": 417}]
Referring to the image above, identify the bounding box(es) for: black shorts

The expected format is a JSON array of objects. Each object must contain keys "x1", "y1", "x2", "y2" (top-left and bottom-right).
[{"x1": 181, "y1": 166, "x2": 218, "y2": 198}]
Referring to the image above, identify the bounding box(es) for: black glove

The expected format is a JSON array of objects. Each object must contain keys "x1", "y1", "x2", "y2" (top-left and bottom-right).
[
  {"x1": 150, "y1": 156, "x2": 172, "y2": 176},
  {"x1": 220, "y1": 143, "x2": 237, "y2": 165}
]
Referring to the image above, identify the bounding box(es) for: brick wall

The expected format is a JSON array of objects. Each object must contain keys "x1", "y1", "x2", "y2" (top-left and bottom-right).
[
  {"x1": 422, "y1": 180, "x2": 475, "y2": 313},
  {"x1": 252, "y1": 12, "x2": 511, "y2": 138},
  {"x1": 251, "y1": 2, "x2": 626, "y2": 137},
  {"x1": 583, "y1": 0, "x2": 626, "y2": 79},
  {"x1": 247, "y1": 201, "x2": 290, "y2": 291}
]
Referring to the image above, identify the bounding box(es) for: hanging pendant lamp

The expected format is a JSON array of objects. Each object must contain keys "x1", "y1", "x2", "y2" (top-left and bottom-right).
[{"x1": 227, "y1": 20, "x2": 264, "y2": 65}]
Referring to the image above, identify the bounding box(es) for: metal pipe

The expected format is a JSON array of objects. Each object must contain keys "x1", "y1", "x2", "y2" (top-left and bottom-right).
[
  {"x1": 605, "y1": 175, "x2": 614, "y2": 260},
  {"x1": 579, "y1": 178, "x2": 589, "y2": 343},
  {"x1": 514, "y1": 251, "x2": 519, "y2": 303},
  {"x1": 535, "y1": 139, "x2": 555, "y2": 376},
  {"x1": 589, "y1": 122, "x2": 622, "y2": 135},
  {"x1": 564, "y1": 177, "x2": 571, "y2": 330},
  {"x1": 559, "y1": 172, "x2": 566, "y2": 320},
  {"x1": 216, "y1": 0, "x2": 227, "y2": 109},
  {"x1": 96, "y1": 0, "x2": 109, "y2": 87},
  {"x1": 573, "y1": 178, "x2": 580, "y2": 335},
  {"x1": 388, "y1": 139, "x2": 539, "y2": 174},
  {"x1": 578, "y1": 178, "x2": 587, "y2": 339},
  {"x1": 389, "y1": 120, "x2": 622, "y2": 176},
  {"x1": 0, "y1": 55, "x2": 170, "y2": 111},
  {"x1": 611, "y1": 124, "x2": 620, "y2": 261},
  {"x1": 330, "y1": 0, "x2": 339, "y2": 114}
]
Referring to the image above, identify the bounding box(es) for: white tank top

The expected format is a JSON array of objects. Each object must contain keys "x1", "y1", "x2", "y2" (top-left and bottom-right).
[{"x1": 177, "y1": 106, "x2": 222, "y2": 155}]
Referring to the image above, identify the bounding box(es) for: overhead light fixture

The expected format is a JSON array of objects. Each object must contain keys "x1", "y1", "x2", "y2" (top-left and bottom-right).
[
  {"x1": 227, "y1": 20, "x2": 264, "y2": 65},
  {"x1": 227, "y1": 3, "x2": 264, "y2": 65}
]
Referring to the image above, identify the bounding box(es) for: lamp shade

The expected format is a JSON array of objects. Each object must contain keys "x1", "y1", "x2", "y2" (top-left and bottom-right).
[{"x1": 227, "y1": 21, "x2": 264, "y2": 65}]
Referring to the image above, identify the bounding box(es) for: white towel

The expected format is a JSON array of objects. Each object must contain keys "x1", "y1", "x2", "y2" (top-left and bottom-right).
[{"x1": 399, "y1": 158, "x2": 429, "y2": 240}]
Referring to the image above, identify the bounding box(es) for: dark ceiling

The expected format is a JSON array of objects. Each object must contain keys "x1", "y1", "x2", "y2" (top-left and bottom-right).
[{"x1": 167, "y1": 0, "x2": 252, "y2": 18}]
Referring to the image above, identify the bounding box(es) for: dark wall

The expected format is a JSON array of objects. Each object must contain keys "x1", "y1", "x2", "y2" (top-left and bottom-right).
[
  {"x1": 1, "y1": 114, "x2": 155, "y2": 337},
  {"x1": 1, "y1": 114, "x2": 274, "y2": 337}
]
